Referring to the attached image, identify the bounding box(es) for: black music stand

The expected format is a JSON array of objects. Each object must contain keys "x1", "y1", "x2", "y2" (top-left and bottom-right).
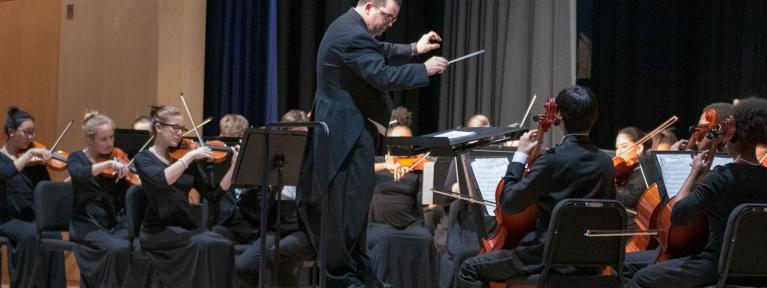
[
  {"x1": 114, "y1": 129, "x2": 151, "y2": 158},
  {"x1": 231, "y1": 122, "x2": 328, "y2": 288}
]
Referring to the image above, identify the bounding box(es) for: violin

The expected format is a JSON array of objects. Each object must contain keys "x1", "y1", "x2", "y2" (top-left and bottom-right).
[
  {"x1": 98, "y1": 148, "x2": 141, "y2": 185},
  {"x1": 168, "y1": 138, "x2": 234, "y2": 164},
  {"x1": 480, "y1": 98, "x2": 558, "y2": 253},
  {"x1": 394, "y1": 153, "x2": 431, "y2": 172},
  {"x1": 654, "y1": 115, "x2": 735, "y2": 262},
  {"x1": 20, "y1": 141, "x2": 69, "y2": 171},
  {"x1": 679, "y1": 108, "x2": 717, "y2": 151},
  {"x1": 614, "y1": 116, "x2": 678, "y2": 186}
]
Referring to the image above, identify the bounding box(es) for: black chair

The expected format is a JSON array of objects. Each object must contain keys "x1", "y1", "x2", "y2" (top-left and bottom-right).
[
  {"x1": 511, "y1": 199, "x2": 627, "y2": 287},
  {"x1": 716, "y1": 203, "x2": 767, "y2": 288},
  {"x1": 33, "y1": 181, "x2": 78, "y2": 251},
  {"x1": 124, "y1": 185, "x2": 147, "y2": 263}
]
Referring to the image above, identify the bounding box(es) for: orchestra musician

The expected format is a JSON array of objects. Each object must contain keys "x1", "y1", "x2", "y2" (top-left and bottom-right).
[
  {"x1": 614, "y1": 127, "x2": 653, "y2": 228},
  {"x1": 625, "y1": 98, "x2": 767, "y2": 287},
  {"x1": 457, "y1": 86, "x2": 616, "y2": 287},
  {"x1": 297, "y1": 0, "x2": 447, "y2": 285},
  {"x1": 0, "y1": 106, "x2": 66, "y2": 288},
  {"x1": 132, "y1": 105, "x2": 238, "y2": 287},
  {"x1": 67, "y1": 111, "x2": 137, "y2": 287}
]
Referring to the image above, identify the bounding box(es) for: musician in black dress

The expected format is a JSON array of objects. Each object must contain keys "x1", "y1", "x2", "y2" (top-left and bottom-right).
[
  {"x1": 133, "y1": 105, "x2": 237, "y2": 287},
  {"x1": 0, "y1": 106, "x2": 66, "y2": 288},
  {"x1": 625, "y1": 98, "x2": 767, "y2": 287},
  {"x1": 614, "y1": 127, "x2": 652, "y2": 229},
  {"x1": 67, "y1": 111, "x2": 136, "y2": 287}
]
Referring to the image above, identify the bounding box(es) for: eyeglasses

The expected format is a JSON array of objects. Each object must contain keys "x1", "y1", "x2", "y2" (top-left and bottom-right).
[
  {"x1": 158, "y1": 122, "x2": 187, "y2": 133},
  {"x1": 16, "y1": 129, "x2": 35, "y2": 137},
  {"x1": 376, "y1": 7, "x2": 397, "y2": 23}
]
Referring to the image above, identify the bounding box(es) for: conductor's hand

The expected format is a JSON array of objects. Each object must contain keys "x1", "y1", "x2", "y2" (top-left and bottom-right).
[
  {"x1": 416, "y1": 31, "x2": 442, "y2": 54},
  {"x1": 425, "y1": 57, "x2": 448, "y2": 76}
]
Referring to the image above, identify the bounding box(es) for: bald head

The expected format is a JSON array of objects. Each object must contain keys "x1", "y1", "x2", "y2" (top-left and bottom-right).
[
  {"x1": 387, "y1": 125, "x2": 412, "y2": 137},
  {"x1": 467, "y1": 114, "x2": 490, "y2": 128}
]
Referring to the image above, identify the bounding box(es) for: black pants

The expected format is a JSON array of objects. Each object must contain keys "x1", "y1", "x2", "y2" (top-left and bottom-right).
[
  {"x1": 0, "y1": 219, "x2": 66, "y2": 288},
  {"x1": 623, "y1": 250, "x2": 718, "y2": 288},
  {"x1": 300, "y1": 129, "x2": 381, "y2": 287},
  {"x1": 457, "y1": 249, "x2": 530, "y2": 288},
  {"x1": 439, "y1": 201, "x2": 481, "y2": 288},
  {"x1": 235, "y1": 231, "x2": 314, "y2": 287}
]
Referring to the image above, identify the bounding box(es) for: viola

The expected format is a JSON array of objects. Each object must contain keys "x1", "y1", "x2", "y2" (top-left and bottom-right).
[
  {"x1": 654, "y1": 115, "x2": 735, "y2": 262},
  {"x1": 168, "y1": 138, "x2": 234, "y2": 164},
  {"x1": 98, "y1": 148, "x2": 141, "y2": 185},
  {"x1": 613, "y1": 116, "x2": 678, "y2": 186},
  {"x1": 679, "y1": 108, "x2": 717, "y2": 151},
  {"x1": 480, "y1": 98, "x2": 558, "y2": 253}
]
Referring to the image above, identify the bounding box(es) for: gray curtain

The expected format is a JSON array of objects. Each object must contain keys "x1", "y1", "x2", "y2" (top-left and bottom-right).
[{"x1": 439, "y1": 0, "x2": 575, "y2": 144}]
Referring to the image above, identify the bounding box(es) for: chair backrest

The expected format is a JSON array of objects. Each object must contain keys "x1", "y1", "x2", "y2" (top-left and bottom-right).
[
  {"x1": 124, "y1": 185, "x2": 147, "y2": 239},
  {"x1": 719, "y1": 203, "x2": 767, "y2": 279},
  {"x1": 33, "y1": 181, "x2": 73, "y2": 232},
  {"x1": 542, "y1": 199, "x2": 627, "y2": 269}
]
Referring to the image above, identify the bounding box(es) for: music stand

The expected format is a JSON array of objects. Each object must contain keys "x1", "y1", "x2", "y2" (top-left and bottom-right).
[
  {"x1": 114, "y1": 129, "x2": 151, "y2": 158},
  {"x1": 232, "y1": 122, "x2": 328, "y2": 288}
]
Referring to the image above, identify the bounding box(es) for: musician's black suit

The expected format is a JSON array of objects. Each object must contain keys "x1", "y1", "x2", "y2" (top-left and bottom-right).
[
  {"x1": 297, "y1": 8, "x2": 431, "y2": 287},
  {"x1": 457, "y1": 134, "x2": 616, "y2": 287}
]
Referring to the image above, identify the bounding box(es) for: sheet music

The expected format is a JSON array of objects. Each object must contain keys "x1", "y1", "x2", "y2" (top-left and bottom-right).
[
  {"x1": 470, "y1": 157, "x2": 510, "y2": 216},
  {"x1": 421, "y1": 162, "x2": 435, "y2": 205},
  {"x1": 656, "y1": 153, "x2": 733, "y2": 198},
  {"x1": 434, "y1": 130, "x2": 476, "y2": 139}
]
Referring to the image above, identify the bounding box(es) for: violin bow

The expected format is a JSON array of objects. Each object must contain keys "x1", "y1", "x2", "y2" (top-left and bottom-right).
[
  {"x1": 179, "y1": 93, "x2": 206, "y2": 147},
  {"x1": 49, "y1": 120, "x2": 74, "y2": 152}
]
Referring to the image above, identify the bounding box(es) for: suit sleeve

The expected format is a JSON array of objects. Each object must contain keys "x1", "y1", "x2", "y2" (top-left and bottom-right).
[
  {"x1": 343, "y1": 35, "x2": 429, "y2": 92},
  {"x1": 379, "y1": 42, "x2": 412, "y2": 65},
  {"x1": 500, "y1": 153, "x2": 551, "y2": 214}
]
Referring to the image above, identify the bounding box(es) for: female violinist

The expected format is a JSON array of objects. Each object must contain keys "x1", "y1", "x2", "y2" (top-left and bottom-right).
[
  {"x1": 626, "y1": 97, "x2": 767, "y2": 287},
  {"x1": 0, "y1": 106, "x2": 66, "y2": 288},
  {"x1": 133, "y1": 105, "x2": 238, "y2": 287},
  {"x1": 614, "y1": 127, "x2": 652, "y2": 228},
  {"x1": 66, "y1": 111, "x2": 139, "y2": 287}
]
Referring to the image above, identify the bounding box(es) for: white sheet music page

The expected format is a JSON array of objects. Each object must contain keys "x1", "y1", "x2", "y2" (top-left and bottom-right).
[
  {"x1": 434, "y1": 130, "x2": 476, "y2": 139},
  {"x1": 657, "y1": 153, "x2": 733, "y2": 198},
  {"x1": 470, "y1": 157, "x2": 510, "y2": 216}
]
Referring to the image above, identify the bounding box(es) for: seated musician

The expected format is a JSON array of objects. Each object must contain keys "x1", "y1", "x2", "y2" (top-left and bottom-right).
[
  {"x1": 211, "y1": 113, "x2": 249, "y2": 226},
  {"x1": 0, "y1": 106, "x2": 66, "y2": 288},
  {"x1": 625, "y1": 97, "x2": 767, "y2": 287},
  {"x1": 367, "y1": 124, "x2": 436, "y2": 287},
  {"x1": 672, "y1": 102, "x2": 732, "y2": 151},
  {"x1": 614, "y1": 127, "x2": 653, "y2": 228},
  {"x1": 458, "y1": 85, "x2": 616, "y2": 287},
  {"x1": 133, "y1": 105, "x2": 237, "y2": 287},
  {"x1": 650, "y1": 128, "x2": 678, "y2": 152},
  {"x1": 233, "y1": 110, "x2": 314, "y2": 287},
  {"x1": 132, "y1": 115, "x2": 152, "y2": 131},
  {"x1": 67, "y1": 111, "x2": 137, "y2": 287},
  {"x1": 439, "y1": 114, "x2": 491, "y2": 288}
]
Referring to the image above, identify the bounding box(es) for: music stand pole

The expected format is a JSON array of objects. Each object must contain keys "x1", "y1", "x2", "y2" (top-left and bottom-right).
[{"x1": 259, "y1": 122, "x2": 329, "y2": 288}]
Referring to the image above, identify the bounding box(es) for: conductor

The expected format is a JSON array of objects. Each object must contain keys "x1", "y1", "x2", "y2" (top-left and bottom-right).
[{"x1": 297, "y1": 0, "x2": 448, "y2": 286}]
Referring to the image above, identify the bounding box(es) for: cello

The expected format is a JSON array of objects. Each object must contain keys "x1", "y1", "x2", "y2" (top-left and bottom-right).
[
  {"x1": 654, "y1": 115, "x2": 735, "y2": 262},
  {"x1": 481, "y1": 98, "x2": 558, "y2": 253}
]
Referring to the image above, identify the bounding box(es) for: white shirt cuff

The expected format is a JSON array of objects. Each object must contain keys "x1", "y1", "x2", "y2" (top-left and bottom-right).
[{"x1": 511, "y1": 151, "x2": 529, "y2": 164}]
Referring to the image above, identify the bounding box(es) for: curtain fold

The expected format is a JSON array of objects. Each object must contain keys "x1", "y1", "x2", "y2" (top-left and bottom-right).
[
  {"x1": 203, "y1": 0, "x2": 279, "y2": 135},
  {"x1": 439, "y1": 0, "x2": 576, "y2": 145}
]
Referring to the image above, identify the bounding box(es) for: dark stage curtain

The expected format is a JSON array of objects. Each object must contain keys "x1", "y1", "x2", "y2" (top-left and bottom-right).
[
  {"x1": 439, "y1": 0, "x2": 575, "y2": 143},
  {"x1": 277, "y1": 0, "x2": 445, "y2": 135},
  {"x1": 590, "y1": 0, "x2": 767, "y2": 148},
  {"x1": 204, "y1": 0, "x2": 279, "y2": 136}
]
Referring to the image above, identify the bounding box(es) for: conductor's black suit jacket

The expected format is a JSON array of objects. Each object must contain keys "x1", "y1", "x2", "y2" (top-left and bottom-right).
[
  {"x1": 500, "y1": 134, "x2": 616, "y2": 272},
  {"x1": 299, "y1": 8, "x2": 430, "y2": 203}
]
